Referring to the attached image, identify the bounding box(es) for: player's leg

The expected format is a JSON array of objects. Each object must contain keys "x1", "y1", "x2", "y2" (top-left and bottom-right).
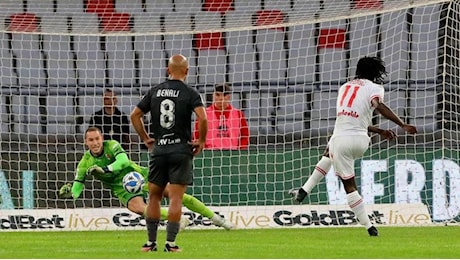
[
  {"x1": 142, "y1": 157, "x2": 168, "y2": 252},
  {"x1": 163, "y1": 186, "x2": 234, "y2": 230},
  {"x1": 289, "y1": 148, "x2": 332, "y2": 203},
  {"x1": 162, "y1": 153, "x2": 192, "y2": 252},
  {"x1": 331, "y1": 136, "x2": 378, "y2": 236}
]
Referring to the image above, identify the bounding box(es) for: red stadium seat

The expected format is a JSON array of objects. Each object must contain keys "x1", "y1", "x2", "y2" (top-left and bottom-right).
[
  {"x1": 101, "y1": 13, "x2": 132, "y2": 32},
  {"x1": 256, "y1": 10, "x2": 285, "y2": 31},
  {"x1": 194, "y1": 32, "x2": 225, "y2": 50},
  {"x1": 353, "y1": 0, "x2": 383, "y2": 9},
  {"x1": 204, "y1": 0, "x2": 234, "y2": 14},
  {"x1": 317, "y1": 28, "x2": 346, "y2": 49},
  {"x1": 86, "y1": 0, "x2": 115, "y2": 15},
  {"x1": 7, "y1": 13, "x2": 38, "y2": 32}
]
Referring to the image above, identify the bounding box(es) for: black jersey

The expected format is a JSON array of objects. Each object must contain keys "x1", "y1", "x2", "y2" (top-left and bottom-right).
[{"x1": 137, "y1": 79, "x2": 203, "y2": 146}]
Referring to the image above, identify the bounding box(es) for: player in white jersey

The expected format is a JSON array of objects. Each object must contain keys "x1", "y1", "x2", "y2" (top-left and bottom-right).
[{"x1": 291, "y1": 56, "x2": 416, "y2": 237}]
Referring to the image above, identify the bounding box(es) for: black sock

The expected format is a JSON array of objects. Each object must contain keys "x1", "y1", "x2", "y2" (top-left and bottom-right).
[
  {"x1": 166, "y1": 222, "x2": 180, "y2": 243},
  {"x1": 146, "y1": 219, "x2": 160, "y2": 244}
]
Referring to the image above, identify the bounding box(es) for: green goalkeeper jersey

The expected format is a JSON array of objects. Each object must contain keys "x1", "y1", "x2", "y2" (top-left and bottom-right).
[{"x1": 74, "y1": 140, "x2": 146, "y2": 193}]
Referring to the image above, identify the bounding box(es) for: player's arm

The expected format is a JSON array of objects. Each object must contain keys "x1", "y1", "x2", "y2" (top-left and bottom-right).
[
  {"x1": 192, "y1": 105, "x2": 208, "y2": 156},
  {"x1": 372, "y1": 98, "x2": 417, "y2": 134},
  {"x1": 368, "y1": 125, "x2": 397, "y2": 140}
]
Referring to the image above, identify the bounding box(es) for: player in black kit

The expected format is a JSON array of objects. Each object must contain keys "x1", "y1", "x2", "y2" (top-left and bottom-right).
[{"x1": 131, "y1": 54, "x2": 208, "y2": 252}]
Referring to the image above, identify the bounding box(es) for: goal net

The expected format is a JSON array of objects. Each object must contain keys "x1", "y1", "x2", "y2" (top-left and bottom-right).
[{"x1": 0, "y1": 0, "x2": 459, "y2": 230}]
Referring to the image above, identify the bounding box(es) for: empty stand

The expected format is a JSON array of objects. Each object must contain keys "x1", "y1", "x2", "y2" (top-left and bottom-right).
[
  {"x1": 10, "y1": 33, "x2": 46, "y2": 87},
  {"x1": 225, "y1": 11, "x2": 256, "y2": 84},
  {"x1": 195, "y1": 12, "x2": 226, "y2": 85},
  {"x1": 100, "y1": 12, "x2": 132, "y2": 32},
  {"x1": 317, "y1": 22, "x2": 348, "y2": 83},
  {"x1": 175, "y1": 0, "x2": 203, "y2": 14},
  {"x1": 145, "y1": 0, "x2": 173, "y2": 14},
  {"x1": 164, "y1": 13, "x2": 197, "y2": 84},
  {"x1": 0, "y1": 0, "x2": 23, "y2": 17},
  {"x1": 409, "y1": 89, "x2": 437, "y2": 132},
  {"x1": 133, "y1": 14, "x2": 166, "y2": 86},
  {"x1": 310, "y1": 91, "x2": 337, "y2": 134},
  {"x1": 56, "y1": 0, "x2": 85, "y2": 14},
  {"x1": 106, "y1": 35, "x2": 136, "y2": 86},
  {"x1": 233, "y1": 0, "x2": 261, "y2": 12},
  {"x1": 287, "y1": 23, "x2": 316, "y2": 84},
  {"x1": 264, "y1": 0, "x2": 292, "y2": 12},
  {"x1": 85, "y1": 0, "x2": 115, "y2": 16},
  {"x1": 348, "y1": 16, "x2": 379, "y2": 76},
  {"x1": 203, "y1": 0, "x2": 234, "y2": 14},
  {"x1": 26, "y1": 0, "x2": 55, "y2": 15},
  {"x1": 47, "y1": 95, "x2": 75, "y2": 134},
  {"x1": 0, "y1": 30, "x2": 15, "y2": 86},
  {"x1": 72, "y1": 14, "x2": 106, "y2": 86},
  {"x1": 410, "y1": 5, "x2": 441, "y2": 80},
  {"x1": 381, "y1": 11, "x2": 409, "y2": 81},
  {"x1": 255, "y1": 10, "x2": 288, "y2": 87},
  {"x1": 276, "y1": 92, "x2": 309, "y2": 134},
  {"x1": 41, "y1": 15, "x2": 76, "y2": 86},
  {"x1": 247, "y1": 92, "x2": 275, "y2": 134},
  {"x1": 115, "y1": 0, "x2": 144, "y2": 15}
]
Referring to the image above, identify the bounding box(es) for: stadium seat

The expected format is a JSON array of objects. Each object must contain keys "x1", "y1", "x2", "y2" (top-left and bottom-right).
[
  {"x1": 72, "y1": 14, "x2": 106, "y2": 86},
  {"x1": 247, "y1": 92, "x2": 275, "y2": 134},
  {"x1": 100, "y1": 12, "x2": 132, "y2": 32},
  {"x1": 409, "y1": 89, "x2": 437, "y2": 133},
  {"x1": 145, "y1": 0, "x2": 173, "y2": 14},
  {"x1": 352, "y1": 0, "x2": 383, "y2": 9},
  {"x1": 0, "y1": 31, "x2": 15, "y2": 86},
  {"x1": 106, "y1": 35, "x2": 136, "y2": 86},
  {"x1": 175, "y1": 0, "x2": 203, "y2": 14},
  {"x1": 225, "y1": 11, "x2": 257, "y2": 84},
  {"x1": 133, "y1": 14, "x2": 166, "y2": 86},
  {"x1": 26, "y1": 0, "x2": 55, "y2": 15},
  {"x1": 378, "y1": 90, "x2": 407, "y2": 131},
  {"x1": 410, "y1": 5, "x2": 441, "y2": 80},
  {"x1": 194, "y1": 12, "x2": 226, "y2": 85},
  {"x1": 56, "y1": 0, "x2": 85, "y2": 14},
  {"x1": 310, "y1": 91, "x2": 336, "y2": 135},
  {"x1": 255, "y1": 10, "x2": 288, "y2": 87},
  {"x1": 203, "y1": 0, "x2": 234, "y2": 14},
  {"x1": 287, "y1": 22, "x2": 316, "y2": 84},
  {"x1": 292, "y1": 0, "x2": 320, "y2": 13},
  {"x1": 233, "y1": 0, "x2": 261, "y2": 12},
  {"x1": 85, "y1": 0, "x2": 115, "y2": 16},
  {"x1": 164, "y1": 13, "x2": 197, "y2": 84},
  {"x1": 10, "y1": 33, "x2": 46, "y2": 87},
  {"x1": 117, "y1": 94, "x2": 142, "y2": 116},
  {"x1": 115, "y1": 0, "x2": 144, "y2": 15},
  {"x1": 348, "y1": 16, "x2": 379, "y2": 76},
  {"x1": 41, "y1": 15, "x2": 76, "y2": 86},
  {"x1": 276, "y1": 92, "x2": 309, "y2": 134},
  {"x1": 0, "y1": 1, "x2": 23, "y2": 17},
  {"x1": 317, "y1": 22, "x2": 348, "y2": 83},
  {"x1": 264, "y1": 0, "x2": 291, "y2": 12},
  {"x1": 46, "y1": 95, "x2": 76, "y2": 134},
  {"x1": 11, "y1": 95, "x2": 41, "y2": 134},
  {"x1": 381, "y1": 12, "x2": 409, "y2": 81}
]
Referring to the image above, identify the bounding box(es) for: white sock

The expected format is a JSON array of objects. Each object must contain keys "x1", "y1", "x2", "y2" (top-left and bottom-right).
[
  {"x1": 302, "y1": 156, "x2": 331, "y2": 193},
  {"x1": 347, "y1": 191, "x2": 372, "y2": 229}
]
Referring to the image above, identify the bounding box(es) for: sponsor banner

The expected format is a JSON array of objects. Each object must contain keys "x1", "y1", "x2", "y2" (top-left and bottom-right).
[{"x1": 0, "y1": 203, "x2": 431, "y2": 231}]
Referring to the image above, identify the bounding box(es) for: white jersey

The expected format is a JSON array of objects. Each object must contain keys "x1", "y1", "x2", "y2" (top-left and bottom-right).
[{"x1": 332, "y1": 79, "x2": 384, "y2": 137}]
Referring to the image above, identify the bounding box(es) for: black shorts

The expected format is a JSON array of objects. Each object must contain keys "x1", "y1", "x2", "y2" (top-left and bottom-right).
[{"x1": 148, "y1": 144, "x2": 193, "y2": 186}]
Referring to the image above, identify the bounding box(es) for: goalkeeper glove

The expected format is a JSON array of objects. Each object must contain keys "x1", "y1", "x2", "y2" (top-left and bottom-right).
[
  {"x1": 58, "y1": 183, "x2": 73, "y2": 199},
  {"x1": 87, "y1": 165, "x2": 111, "y2": 175}
]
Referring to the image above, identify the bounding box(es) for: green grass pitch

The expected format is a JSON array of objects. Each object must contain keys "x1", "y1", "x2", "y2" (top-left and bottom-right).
[{"x1": 1, "y1": 226, "x2": 459, "y2": 258}]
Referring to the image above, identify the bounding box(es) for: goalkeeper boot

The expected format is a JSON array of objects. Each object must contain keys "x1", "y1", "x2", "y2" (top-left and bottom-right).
[
  {"x1": 288, "y1": 188, "x2": 308, "y2": 203},
  {"x1": 367, "y1": 226, "x2": 379, "y2": 236},
  {"x1": 141, "y1": 242, "x2": 157, "y2": 252},
  {"x1": 179, "y1": 216, "x2": 191, "y2": 231},
  {"x1": 211, "y1": 214, "x2": 235, "y2": 230},
  {"x1": 164, "y1": 243, "x2": 181, "y2": 252}
]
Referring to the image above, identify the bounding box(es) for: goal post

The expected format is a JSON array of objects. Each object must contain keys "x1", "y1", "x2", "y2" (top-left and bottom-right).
[{"x1": 0, "y1": 0, "x2": 459, "y2": 230}]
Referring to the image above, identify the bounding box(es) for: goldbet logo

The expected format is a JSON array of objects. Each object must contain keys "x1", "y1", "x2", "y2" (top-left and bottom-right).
[
  {"x1": 0, "y1": 215, "x2": 65, "y2": 229},
  {"x1": 273, "y1": 210, "x2": 385, "y2": 226}
]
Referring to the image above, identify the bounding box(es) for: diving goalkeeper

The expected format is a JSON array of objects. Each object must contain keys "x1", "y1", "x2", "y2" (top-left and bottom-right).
[{"x1": 59, "y1": 126, "x2": 233, "y2": 230}]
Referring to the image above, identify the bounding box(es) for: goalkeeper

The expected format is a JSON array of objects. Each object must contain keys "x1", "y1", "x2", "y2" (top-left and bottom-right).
[{"x1": 59, "y1": 126, "x2": 234, "y2": 230}]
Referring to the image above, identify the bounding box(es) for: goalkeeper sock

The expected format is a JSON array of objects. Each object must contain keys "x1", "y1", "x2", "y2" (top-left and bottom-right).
[
  {"x1": 146, "y1": 218, "x2": 160, "y2": 244},
  {"x1": 347, "y1": 190, "x2": 372, "y2": 229},
  {"x1": 302, "y1": 156, "x2": 331, "y2": 193},
  {"x1": 182, "y1": 193, "x2": 215, "y2": 219}
]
